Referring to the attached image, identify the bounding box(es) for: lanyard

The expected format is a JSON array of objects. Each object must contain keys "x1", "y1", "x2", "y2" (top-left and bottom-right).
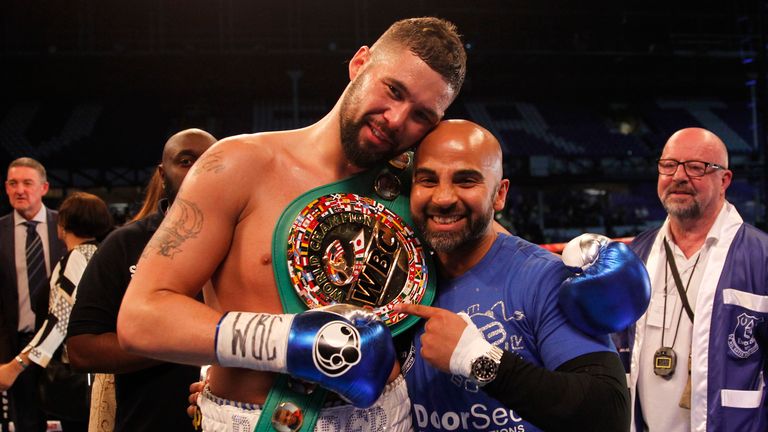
[{"x1": 663, "y1": 238, "x2": 698, "y2": 322}]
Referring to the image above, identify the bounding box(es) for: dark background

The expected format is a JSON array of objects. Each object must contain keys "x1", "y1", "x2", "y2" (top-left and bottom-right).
[{"x1": 1, "y1": 0, "x2": 765, "y2": 241}]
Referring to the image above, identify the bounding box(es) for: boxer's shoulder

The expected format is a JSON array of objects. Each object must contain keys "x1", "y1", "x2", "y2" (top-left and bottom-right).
[
  {"x1": 218, "y1": 129, "x2": 304, "y2": 149},
  {"x1": 184, "y1": 135, "x2": 288, "y2": 208},
  {"x1": 206, "y1": 132, "x2": 314, "y2": 180},
  {"x1": 200, "y1": 134, "x2": 280, "y2": 169}
]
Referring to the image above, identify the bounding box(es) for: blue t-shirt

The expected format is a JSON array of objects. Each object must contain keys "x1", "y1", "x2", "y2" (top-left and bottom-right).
[{"x1": 403, "y1": 234, "x2": 614, "y2": 432}]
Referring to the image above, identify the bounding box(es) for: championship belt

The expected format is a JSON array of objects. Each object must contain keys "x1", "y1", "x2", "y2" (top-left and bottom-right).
[
  {"x1": 273, "y1": 152, "x2": 434, "y2": 335},
  {"x1": 257, "y1": 153, "x2": 435, "y2": 432}
]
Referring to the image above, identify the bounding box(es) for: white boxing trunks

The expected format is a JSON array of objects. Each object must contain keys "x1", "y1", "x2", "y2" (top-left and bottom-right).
[{"x1": 199, "y1": 374, "x2": 413, "y2": 432}]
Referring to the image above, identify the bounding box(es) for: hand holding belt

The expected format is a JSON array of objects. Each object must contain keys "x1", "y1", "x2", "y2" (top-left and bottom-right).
[
  {"x1": 272, "y1": 157, "x2": 435, "y2": 337},
  {"x1": 252, "y1": 156, "x2": 435, "y2": 431}
]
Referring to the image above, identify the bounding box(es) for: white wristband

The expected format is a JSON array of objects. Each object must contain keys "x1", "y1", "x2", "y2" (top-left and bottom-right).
[
  {"x1": 449, "y1": 312, "x2": 493, "y2": 378},
  {"x1": 215, "y1": 311, "x2": 294, "y2": 371}
]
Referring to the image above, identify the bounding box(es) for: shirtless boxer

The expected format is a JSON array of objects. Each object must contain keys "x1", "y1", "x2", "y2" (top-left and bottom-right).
[
  {"x1": 188, "y1": 121, "x2": 644, "y2": 431},
  {"x1": 117, "y1": 17, "x2": 466, "y2": 431}
]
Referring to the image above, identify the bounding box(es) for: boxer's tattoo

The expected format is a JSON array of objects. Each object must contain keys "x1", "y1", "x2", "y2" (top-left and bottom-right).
[
  {"x1": 145, "y1": 198, "x2": 204, "y2": 258},
  {"x1": 193, "y1": 150, "x2": 224, "y2": 176},
  {"x1": 230, "y1": 312, "x2": 281, "y2": 361}
]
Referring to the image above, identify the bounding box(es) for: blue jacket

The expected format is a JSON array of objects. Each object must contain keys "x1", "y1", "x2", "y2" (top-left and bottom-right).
[{"x1": 627, "y1": 203, "x2": 768, "y2": 431}]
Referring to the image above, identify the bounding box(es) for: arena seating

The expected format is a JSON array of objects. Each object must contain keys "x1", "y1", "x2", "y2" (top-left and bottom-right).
[{"x1": 0, "y1": 96, "x2": 761, "y2": 241}]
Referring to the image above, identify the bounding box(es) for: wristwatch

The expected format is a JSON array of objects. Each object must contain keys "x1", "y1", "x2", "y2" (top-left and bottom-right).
[{"x1": 470, "y1": 345, "x2": 504, "y2": 386}]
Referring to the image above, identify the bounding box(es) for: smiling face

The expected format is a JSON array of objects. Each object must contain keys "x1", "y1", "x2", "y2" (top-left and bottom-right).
[
  {"x1": 657, "y1": 128, "x2": 731, "y2": 223},
  {"x1": 410, "y1": 120, "x2": 508, "y2": 257},
  {"x1": 338, "y1": 46, "x2": 455, "y2": 168}
]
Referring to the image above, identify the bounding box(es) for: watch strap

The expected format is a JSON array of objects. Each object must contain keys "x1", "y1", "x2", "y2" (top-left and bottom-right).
[
  {"x1": 471, "y1": 345, "x2": 504, "y2": 386},
  {"x1": 484, "y1": 345, "x2": 504, "y2": 365}
]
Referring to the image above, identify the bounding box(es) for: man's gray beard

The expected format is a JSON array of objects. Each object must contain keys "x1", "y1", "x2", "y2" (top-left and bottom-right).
[{"x1": 663, "y1": 198, "x2": 701, "y2": 220}]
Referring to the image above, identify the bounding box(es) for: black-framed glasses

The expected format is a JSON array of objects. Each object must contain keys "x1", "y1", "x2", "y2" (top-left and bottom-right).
[{"x1": 657, "y1": 159, "x2": 726, "y2": 178}]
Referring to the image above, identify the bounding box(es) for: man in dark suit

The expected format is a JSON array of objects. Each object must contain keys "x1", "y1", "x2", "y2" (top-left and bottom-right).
[{"x1": 1, "y1": 157, "x2": 66, "y2": 431}]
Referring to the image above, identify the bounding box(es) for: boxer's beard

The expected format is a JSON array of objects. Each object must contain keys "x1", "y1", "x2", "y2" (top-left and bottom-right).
[
  {"x1": 339, "y1": 76, "x2": 399, "y2": 168},
  {"x1": 417, "y1": 205, "x2": 493, "y2": 253}
]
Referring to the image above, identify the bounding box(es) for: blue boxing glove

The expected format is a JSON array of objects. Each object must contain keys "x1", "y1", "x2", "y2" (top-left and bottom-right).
[
  {"x1": 559, "y1": 234, "x2": 651, "y2": 336},
  {"x1": 214, "y1": 304, "x2": 395, "y2": 408}
]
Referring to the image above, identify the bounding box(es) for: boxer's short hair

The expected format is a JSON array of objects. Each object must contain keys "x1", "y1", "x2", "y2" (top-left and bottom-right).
[{"x1": 374, "y1": 17, "x2": 467, "y2": 94}]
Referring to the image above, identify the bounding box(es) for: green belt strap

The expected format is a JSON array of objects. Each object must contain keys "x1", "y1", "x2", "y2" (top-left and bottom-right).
[
  {"x1": 254, "y1": 375, "x2": 327, "y2": 432},
  {"x1": 254, "y1": 162, "x2": 431, "y2": 432}
]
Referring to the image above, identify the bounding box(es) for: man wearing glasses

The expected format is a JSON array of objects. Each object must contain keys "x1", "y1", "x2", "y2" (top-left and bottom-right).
[{"x1": 623, "y1": 127, "x2": 768, "y2": 431}]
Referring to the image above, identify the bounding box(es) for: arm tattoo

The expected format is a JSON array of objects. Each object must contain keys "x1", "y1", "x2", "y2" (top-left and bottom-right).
[
  {"x1": 193, "y1": 150, "x2": 224, "y2": 176},
  {"x1": 145, "y1": 198, "x2": 204, "y2": 258}
]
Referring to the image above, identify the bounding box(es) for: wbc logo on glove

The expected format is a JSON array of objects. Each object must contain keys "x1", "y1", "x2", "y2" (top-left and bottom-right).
[{"x1": 312, "y1": 321, "x2": 362, "y2": 377}]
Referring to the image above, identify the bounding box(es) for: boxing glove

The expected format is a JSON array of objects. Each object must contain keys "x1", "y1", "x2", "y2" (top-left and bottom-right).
[
  {"x1": 215, "y1": 304, "x2": 395, "y2": 408},
  {"x1": 559, "y1": 234, "x2": 651, "y2": 336}
]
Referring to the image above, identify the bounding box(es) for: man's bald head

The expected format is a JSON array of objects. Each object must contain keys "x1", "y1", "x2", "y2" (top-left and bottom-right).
[
  {"x1": 415, "y1": 119, "x2": 504, "y2": 182},
  {"x1": 160, "y1": 128, "x2": 217, "y2": 203},
  {"x1": 162, "y1": 128, "x2": 217, "y2": 167},
  {"x1": 411, "y1": 119, "x2": 508, "y2": 257},
  {"x1": 662, "y1": 127, "x2": 729, "y2": 168}
]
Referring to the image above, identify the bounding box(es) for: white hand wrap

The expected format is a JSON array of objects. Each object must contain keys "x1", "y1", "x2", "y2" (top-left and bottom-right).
[
  {"x1": 215, "y1": 311, "x2": 294, "y2": 371},
  {"x1": 448, "y1": 312, "x2": 493, "y2": 378}
]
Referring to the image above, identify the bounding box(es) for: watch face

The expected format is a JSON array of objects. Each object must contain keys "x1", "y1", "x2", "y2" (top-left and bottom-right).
[{"x1": 472, "y1": 356, "x2": 499, "y2": 383}]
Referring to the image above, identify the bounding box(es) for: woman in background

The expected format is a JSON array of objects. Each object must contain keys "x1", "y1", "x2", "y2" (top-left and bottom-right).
[{"x1": 0, "y1": 191, "x2": 112, "y2": 431}]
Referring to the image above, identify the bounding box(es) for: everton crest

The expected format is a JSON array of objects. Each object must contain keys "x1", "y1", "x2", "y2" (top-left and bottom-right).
[{"x1": 728, "y1": 312, "x2": 763, "y2": 359}]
